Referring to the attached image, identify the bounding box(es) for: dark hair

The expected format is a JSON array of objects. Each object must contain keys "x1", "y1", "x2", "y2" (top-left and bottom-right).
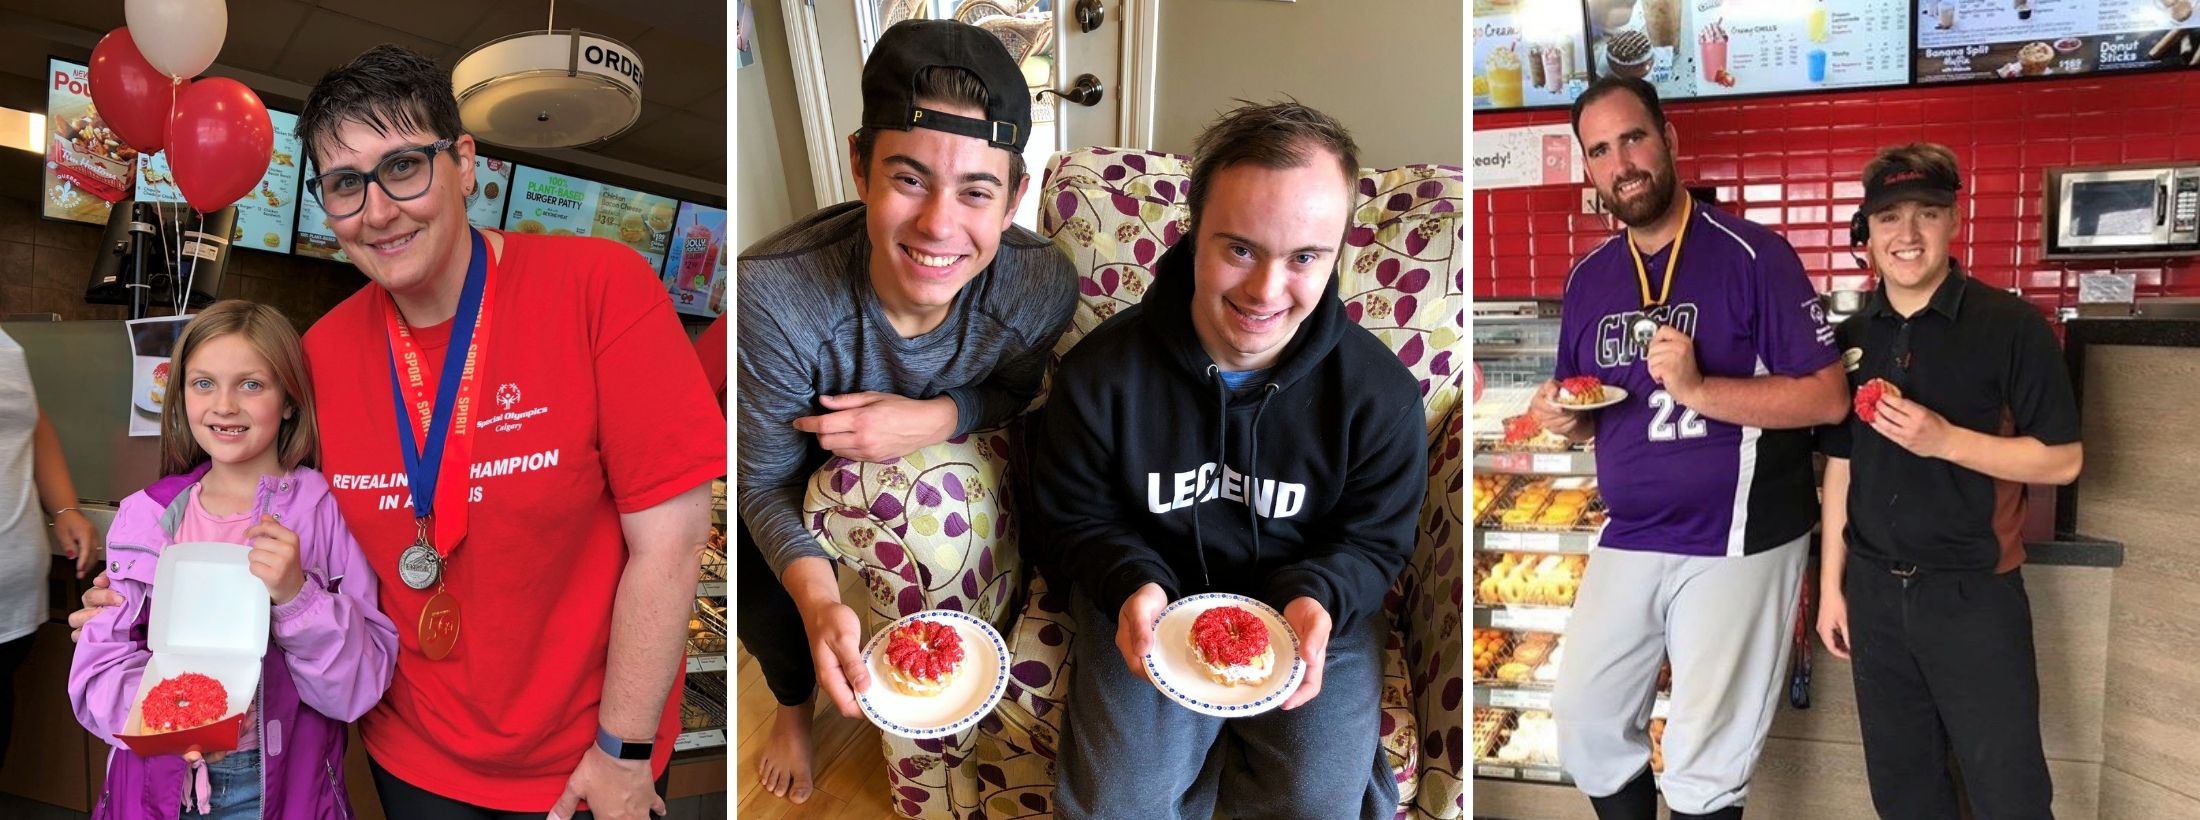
[
  {"x1": 296, "y1": 45, "x2": 466, "y2": 165},
  {"x1": 1569, "y1": 76, "x2": 1668, "y2": 141},
  {"x1": 1187, "y1": 100, "x2": 1360, "y2": 232},
  {"x1": 852, "y1": 66, "x2": 1026, "y2": 190}
]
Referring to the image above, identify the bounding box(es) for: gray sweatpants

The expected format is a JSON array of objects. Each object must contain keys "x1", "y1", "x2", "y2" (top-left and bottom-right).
[
  {"x1": 1055, "y1": 589, "x2": 1399, "y2": 820},
  {"x1": 1552, "y1": 535, "x2": 1807, "y2": 814}
]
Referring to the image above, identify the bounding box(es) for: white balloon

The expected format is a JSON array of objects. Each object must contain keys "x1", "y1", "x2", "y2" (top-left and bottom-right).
[{"x1": 125, "y1": 0, "x2": 228, "y2": 79}]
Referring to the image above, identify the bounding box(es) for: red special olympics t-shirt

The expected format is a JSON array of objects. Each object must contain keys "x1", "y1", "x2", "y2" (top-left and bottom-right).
[{"x1": 305, "y1": 231, "x2": 726, "y2": 809}]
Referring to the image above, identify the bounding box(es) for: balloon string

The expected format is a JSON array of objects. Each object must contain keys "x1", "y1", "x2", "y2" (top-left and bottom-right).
[{"x1": 182, "y1": 209, "x2": 203, "y2": 315}]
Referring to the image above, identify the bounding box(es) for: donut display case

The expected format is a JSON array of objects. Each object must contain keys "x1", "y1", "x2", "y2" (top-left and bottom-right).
[
  {"x1": 1470, "y1": 300, "x2": 1671, "y2": 785},
  {"x1": 677, "y1": 479, "x2": 731, "y2": 753}
]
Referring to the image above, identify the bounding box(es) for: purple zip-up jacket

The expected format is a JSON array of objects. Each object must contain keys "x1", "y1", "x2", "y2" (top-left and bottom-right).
[{"x1": 70, "y1": 464, "x2": 398, "y2": 819}]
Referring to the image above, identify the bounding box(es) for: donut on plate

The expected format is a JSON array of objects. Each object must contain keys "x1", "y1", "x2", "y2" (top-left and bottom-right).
[
  {"x1": 1189, "y1": 605, "x2": 1275, "y2": 687},
  {"x1": 884, "y1": 619, "x2": 965, "y2": 697},
  {"x1": 141, "y1": 673, "x2": 227, "y2": 732},
  {"x1": 1557, "y1": 375, "x2": 1606, "y2": 405}
]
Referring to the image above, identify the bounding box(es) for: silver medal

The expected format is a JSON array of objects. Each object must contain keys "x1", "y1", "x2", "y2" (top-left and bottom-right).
[
  {"x1": 1631, "y1": 316, "x2": 1661, "y2": 350},
  {"x1": 397, "y1": 542, "x2": 442, "y2": 590}
]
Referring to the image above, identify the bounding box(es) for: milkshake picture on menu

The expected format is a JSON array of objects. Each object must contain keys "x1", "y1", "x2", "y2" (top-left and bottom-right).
[{"x1": 1472, "y1": 1, "x2": 1591, "y2": 109}]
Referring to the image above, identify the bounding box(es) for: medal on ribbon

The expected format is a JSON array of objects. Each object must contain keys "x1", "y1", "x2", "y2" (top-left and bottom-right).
[
  {"x1": 385, "y1": 229, "x2": 497, "y2": 660},
  {"x1": 1629, "y1": 196, "x2": 1694, "y2": 352}
]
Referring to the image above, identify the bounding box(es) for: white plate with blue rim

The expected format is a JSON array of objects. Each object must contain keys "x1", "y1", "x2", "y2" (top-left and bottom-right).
[
  {"x1": 855, "y1": 609, "x2": 1009, "y2": 739},
  {"x1": 1143, "y1": 592, "x2": 1305, "y2": 718}
]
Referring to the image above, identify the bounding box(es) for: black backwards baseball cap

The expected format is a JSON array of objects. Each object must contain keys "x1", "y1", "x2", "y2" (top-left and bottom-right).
[
  {"x1": 861, "y1": 20, "x2": 1032, "y2": 153},
  {"x1": 1859, "y1": 156, "x2": 1962, "y2": 217}
]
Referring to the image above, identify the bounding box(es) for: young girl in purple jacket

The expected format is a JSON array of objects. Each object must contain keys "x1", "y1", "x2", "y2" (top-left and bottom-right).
[{"x1": 71, "y1": 301, "x2": 398, "y2": 819}]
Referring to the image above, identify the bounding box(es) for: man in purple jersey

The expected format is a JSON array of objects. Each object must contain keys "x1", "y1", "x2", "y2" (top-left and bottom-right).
[{"x1": 1529, "y1": 76, "x2": 1848, "y2": 820}]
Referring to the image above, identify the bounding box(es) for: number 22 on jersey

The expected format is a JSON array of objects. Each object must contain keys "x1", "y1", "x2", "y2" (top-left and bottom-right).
[{"x1": 1647, "y1": 389, "x2": 1706, "y2": 441}]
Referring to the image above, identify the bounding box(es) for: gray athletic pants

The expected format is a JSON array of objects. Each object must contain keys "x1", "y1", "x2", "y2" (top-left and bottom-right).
[
  {"x1": 1552, "y1": 534, "x2": 1808, "y2": 815},
  {"x1": 1055, "y1": 588, "x2": 1399, "y2": 819}
]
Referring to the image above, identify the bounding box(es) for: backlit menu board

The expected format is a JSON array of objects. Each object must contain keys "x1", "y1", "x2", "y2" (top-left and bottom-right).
[
  {"x1": 663, "y1": 202, "x2": 727, "y2": 318},
  {"x1": 138, "y1": 110, "x2": 303, "y2": 254},
  {"x1": 1585, "y1": 0, "x2": 1910, "y2": 99},
  {"x1": 1474, "y1": 1, "x2": 1594, "y2": 110},
  {"x1": 506, "y1": 166, "x2": 676, "y2": 271},
  {"x1": 1915, "y1": 0, "x2": 2198, "y2": 83},
  {"x1": 295, "y1": 154, "x2": 511, "y2": 262},
  {"x1": 42, "y1": 58, "x2": 138, "y2": 225}
]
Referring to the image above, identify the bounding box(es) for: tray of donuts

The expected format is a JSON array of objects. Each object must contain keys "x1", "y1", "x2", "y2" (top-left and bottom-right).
[
  {"x1": 1483, "y1": 708, "x2": 1560, "y2": 767},
  {"x1": 1474, "y1": 552, "x2": 1587, "y2": 608},
  {"x1": 1482, "y1": 477, "x2": 1604, "y2": 532},
  {"x1": 1471, "y1": 474, "x2": 1513, "y2": 522},
  {"x1": 1472, "y1": 707, "x2": 1510, "y2": 762},
  {"x1": 1481, "y1": 631, "x2": 1565, "y2": 688}
]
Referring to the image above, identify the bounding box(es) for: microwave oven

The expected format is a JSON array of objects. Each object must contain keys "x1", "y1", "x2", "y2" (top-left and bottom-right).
[{"x1": 2046, "y1": 164, "x2": 2200, "y2": 257}]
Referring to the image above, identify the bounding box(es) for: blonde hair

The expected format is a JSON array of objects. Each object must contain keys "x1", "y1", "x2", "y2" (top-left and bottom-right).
[
  {"x1": 1864, "y1": 142, "x2": 1961, "y2": 189},
  {"x1": 158, "y1": 301, "x2": 319, "y2": 476}
]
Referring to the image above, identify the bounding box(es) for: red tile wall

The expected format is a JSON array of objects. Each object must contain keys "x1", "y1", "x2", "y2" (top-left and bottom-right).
[{"x1": 1474, "y1": 72, "x2": 2200, "y2": 315}]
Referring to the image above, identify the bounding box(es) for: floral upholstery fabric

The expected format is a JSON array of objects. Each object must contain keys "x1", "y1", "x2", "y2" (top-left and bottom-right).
[
  {"x1": 806, "y1": 146, "x2": 1465, "y2": 819},
  {"x1": 802, "y1": 431, "x2": 1024, "y2": 820}
]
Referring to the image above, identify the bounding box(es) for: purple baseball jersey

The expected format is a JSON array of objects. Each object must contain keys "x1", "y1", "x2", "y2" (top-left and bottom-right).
[{"x1": 1556, "y1": 203, "x2": 1838, "y2": 557}]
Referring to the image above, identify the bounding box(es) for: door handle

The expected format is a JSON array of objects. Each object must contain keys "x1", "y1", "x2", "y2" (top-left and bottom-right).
[{"x1": 1038, "y1": 74, "x2": 1105, "y2": 107}]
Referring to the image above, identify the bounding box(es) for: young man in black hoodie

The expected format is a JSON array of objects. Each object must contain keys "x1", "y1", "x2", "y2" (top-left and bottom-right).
[{"x1": 1031, "y1": 102, "x2": 1427, "y2": 819}]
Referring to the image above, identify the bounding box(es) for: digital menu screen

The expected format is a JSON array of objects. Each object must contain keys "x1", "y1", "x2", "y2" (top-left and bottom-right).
[
  {"x1": 1915, "y1": 0, "x2": 2198, "y2": 83},
  {"x1": 1693, "y1": 0, "x2": 1911, "y2": 97},
  {"x1": 295, "y1": 154, "x2": 511, "y2": 262},
  {"x1": 1474, "y1": 1, "x2": 1594, "y2": 110},
  {"x1": 137, "y1": 110, "x2": 303, "y2": 254},
  {"x1": 663, "y1": 202, "x2": 727, "y2": 318},
  {"x1": 506, "y1": 166, "x2": 677, "y2": 270},
  {"x1": 1586, "y1": 0, "x2": 1910, "y2": 99},
  {"x1": 42, "y1": 58, "x2": 138, "y2": 225}
]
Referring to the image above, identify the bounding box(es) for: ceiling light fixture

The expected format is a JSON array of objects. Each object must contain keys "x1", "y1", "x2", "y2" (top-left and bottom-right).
[{"x1": 452, "y1": 0, "x2": 645, "y2": 148}]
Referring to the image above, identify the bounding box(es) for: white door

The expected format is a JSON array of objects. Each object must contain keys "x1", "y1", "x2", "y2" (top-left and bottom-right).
[{"x1": 781, "y1": 0, "x2": 1152, "y2": 230}]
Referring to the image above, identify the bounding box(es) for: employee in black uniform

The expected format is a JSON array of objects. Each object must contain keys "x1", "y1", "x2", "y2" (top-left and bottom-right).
[{"x1": 1815, "y1": 142, "x2": 2082, "y2": 820}]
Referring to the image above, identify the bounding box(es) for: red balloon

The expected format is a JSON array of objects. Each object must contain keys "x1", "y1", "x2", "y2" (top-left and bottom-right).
[
  {"x1": 88, "y1": 28, "x2": 183, "y2": 154},
  {"x1": 167, "y1": 78, "x2": 273, "y2": 214}
]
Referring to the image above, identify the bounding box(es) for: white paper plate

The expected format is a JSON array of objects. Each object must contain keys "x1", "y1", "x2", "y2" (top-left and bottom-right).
[
  {"x1": 856, "y1": 609, "x2": 1009, "y2": 739},
  {"x1": 1554, "y1": 385, "x2": 1628, "y2": 412},
  {"x1": 1143, "y1": 593, "x2": 1304, "y2": 718}
]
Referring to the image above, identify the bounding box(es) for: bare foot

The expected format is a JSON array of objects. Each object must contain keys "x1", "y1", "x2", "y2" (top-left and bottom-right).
[{"x1": 759, "y1": 701, "x2": 816, "y2": 804}]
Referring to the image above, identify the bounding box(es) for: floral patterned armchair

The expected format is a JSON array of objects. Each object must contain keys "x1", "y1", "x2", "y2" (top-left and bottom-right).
[{"x1": 803, "y1": 147, "x2": 1464, "y2": 819}]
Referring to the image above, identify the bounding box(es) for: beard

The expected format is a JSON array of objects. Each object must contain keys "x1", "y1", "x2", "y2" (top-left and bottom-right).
[{"x1": 1601, "y1": 163, "x2": 1679, "y2": 228}]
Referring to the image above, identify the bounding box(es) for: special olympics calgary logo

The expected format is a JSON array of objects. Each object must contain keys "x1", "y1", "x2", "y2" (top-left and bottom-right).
[{"x1": 496, "y1": 383, "x2": 521, "y2": 410}]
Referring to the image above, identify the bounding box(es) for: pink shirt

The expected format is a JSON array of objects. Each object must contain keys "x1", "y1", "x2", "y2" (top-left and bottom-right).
[{"x1": 173, "y1": 485, "x2": 260, "y2": 753}]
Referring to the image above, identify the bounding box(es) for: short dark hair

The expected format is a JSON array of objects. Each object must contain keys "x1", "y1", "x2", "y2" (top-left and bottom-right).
[
  {"x1": 1570, "y1": 76, "x2": 1668, "y2": 141},
  {"x1": 296, "y1": 45, "x2": 466, "y2": 165},
  {"x1": 1187, "y1": 100, "x2": 1360, "y2": 233},
  {"x1": 852, "y1": 66, "x2": 1026, "y2": 190}
]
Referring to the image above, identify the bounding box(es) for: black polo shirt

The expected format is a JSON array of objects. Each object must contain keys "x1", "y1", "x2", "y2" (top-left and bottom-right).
[{"x1": 1819, "y1": 266, "x2": 2080, "y2": 572}]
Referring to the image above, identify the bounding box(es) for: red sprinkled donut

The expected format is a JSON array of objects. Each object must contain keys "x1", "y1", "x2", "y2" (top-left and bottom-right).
[
  {"x1": 142, "y1": 673, "x2": 227, "y2": 732},
  {"x1": 1191, "y1": 606, "x2": 1270, "y2": 666},
  {"x1": 1558, "y1": 376, "x2": 1606, "y2": 404},
  {"x1": 1855, "y1": 378, "x2": 1901, "y2": 424},
  {"x1": 885, "y1": 620, "x2": 965, "y2": 683}
]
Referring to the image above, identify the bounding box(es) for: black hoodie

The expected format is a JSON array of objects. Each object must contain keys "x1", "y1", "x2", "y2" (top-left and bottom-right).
[{"x1": 1030, "y1": 237, "x2": 1428, "y2": 630}]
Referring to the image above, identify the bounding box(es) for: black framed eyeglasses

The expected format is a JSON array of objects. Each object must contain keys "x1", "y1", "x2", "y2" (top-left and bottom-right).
[{"x1": 305, "y1": 138, "x2": 455, "y2": 219}]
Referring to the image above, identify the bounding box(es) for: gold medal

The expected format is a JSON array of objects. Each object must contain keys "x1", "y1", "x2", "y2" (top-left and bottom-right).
[{"x1": 419, "y1": 589, "x2": 461, "y2": 660}]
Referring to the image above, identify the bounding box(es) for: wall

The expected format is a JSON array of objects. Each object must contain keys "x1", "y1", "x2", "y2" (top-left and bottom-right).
[
  {"x1": 0, "y1": 151, "x2": 366, "y2": 330},
  {"x1": 737, "y1": 0, "x2": 820, "y2": 249},
  {"x1": 1156, "y1": 0, "x2": 1465, "y2": 168},
  {"x1": 2073, "y1": 342, "x2": 2200, "y2": 817},
  {"x1": 1473, "y1": 72, "x2": 2200, "y2": 314}
]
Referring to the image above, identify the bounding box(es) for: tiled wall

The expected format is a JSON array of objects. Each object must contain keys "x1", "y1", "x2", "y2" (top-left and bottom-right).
[{"x1": 1474, "y1": 71, "x2": 2200, "y2": 315}]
